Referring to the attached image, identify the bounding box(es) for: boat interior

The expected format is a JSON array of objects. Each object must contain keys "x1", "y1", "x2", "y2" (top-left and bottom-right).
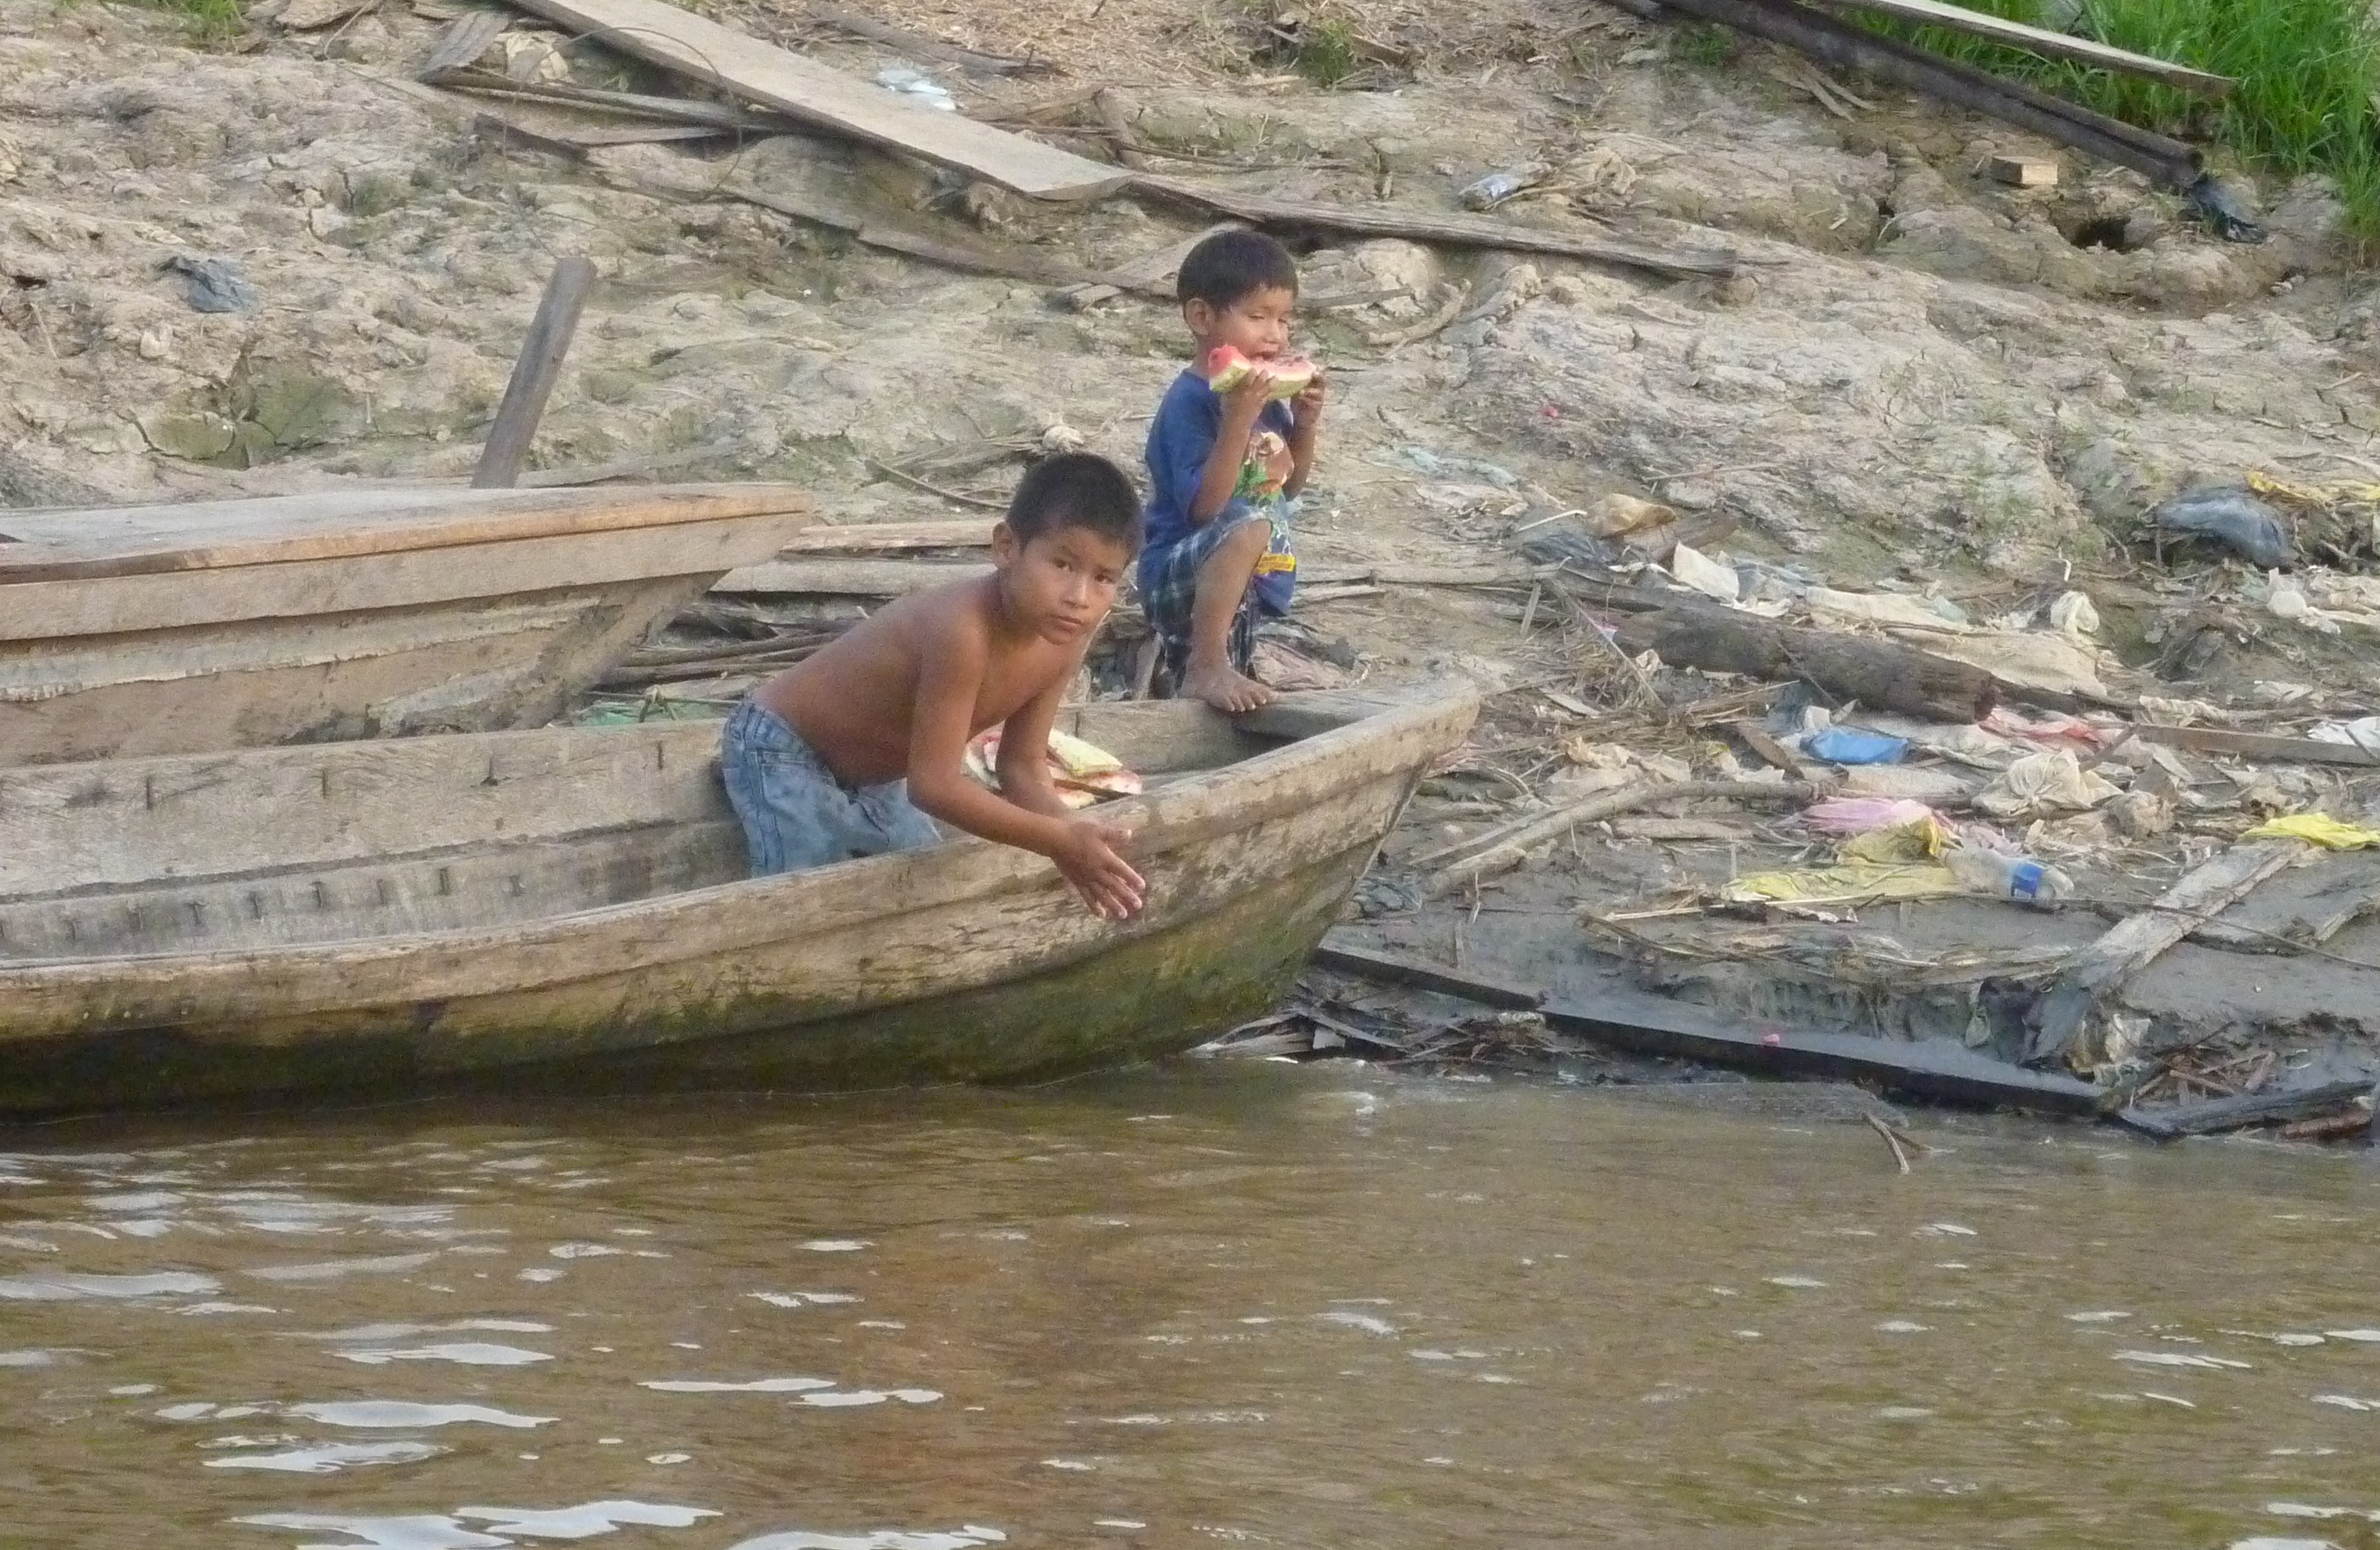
[{"x1": 0, "y1": 699, "x2": 1311, "y2": 964}]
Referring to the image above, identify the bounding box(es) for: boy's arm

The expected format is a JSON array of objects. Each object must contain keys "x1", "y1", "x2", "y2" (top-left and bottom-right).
[
  {"x1": 992, "y1": 668, "x2": 1081, "y2": 823},
  {"x1": 902, "y1": 610, "x2": 1146, "y2": 918},
  {"x1": 1189, "y1": 371, "x2": 1275, "y2": 523},
  {"x1": 1283, "y1": 369, "x2": 1327, "y2": 499}
]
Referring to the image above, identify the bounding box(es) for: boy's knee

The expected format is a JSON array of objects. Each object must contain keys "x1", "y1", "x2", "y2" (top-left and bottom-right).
[{"x1": 1205, "y1": 519, "x2": 1271, "y2": 570}]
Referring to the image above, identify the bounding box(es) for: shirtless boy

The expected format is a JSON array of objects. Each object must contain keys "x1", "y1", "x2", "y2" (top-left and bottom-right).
[
  {"x1": 718, "y1": 452, "x2": 1147, "y2": 920},
  {"x1": 1140, "y1": 229, "x2": 1327, "y2": 712}
]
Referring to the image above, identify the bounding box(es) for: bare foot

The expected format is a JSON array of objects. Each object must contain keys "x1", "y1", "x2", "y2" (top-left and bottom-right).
[{"x1": 1181, "y1": 658, "x2": 1277, "y2": 713}]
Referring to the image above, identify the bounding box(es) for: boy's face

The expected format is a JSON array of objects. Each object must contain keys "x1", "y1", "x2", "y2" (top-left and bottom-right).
[
  {"x1": 993, "y1": 522, "x2": 1133, "y2": 645},
  {"x1": 1185, "y1": 286, "x2": 1297, "y2": 361}
]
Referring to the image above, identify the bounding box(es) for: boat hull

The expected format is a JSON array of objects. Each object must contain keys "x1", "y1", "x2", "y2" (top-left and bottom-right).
[{"x1": 0, "y1": 693, "x2": 1474, "y2": 1115}]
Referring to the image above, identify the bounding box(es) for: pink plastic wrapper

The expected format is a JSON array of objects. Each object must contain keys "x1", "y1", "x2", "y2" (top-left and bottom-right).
[
  {"x1": 1801, "y1": 796, "x2": 1938, "y2": 835},
  {"x1": 1982, "y1": 707, "x2": 2118, "y2": 750}
]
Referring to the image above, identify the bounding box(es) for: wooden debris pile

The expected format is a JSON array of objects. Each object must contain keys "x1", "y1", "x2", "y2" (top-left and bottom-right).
[{"x1": 1340, "y1": 486, "x2": 2380, "y2": 1134}]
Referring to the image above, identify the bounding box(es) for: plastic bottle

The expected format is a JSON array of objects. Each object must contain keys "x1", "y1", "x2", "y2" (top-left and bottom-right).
[
  {"x1": 1459, "y1": 162, "x2": 1550, "y2": 211},
  {"x1": 1945, "y1": 844, "x2": 2074, "y2": 907}
]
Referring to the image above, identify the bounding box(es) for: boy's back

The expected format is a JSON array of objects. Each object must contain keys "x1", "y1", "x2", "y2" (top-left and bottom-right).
[{"x1": 754, "y1": 577, "x2": 1084, "y2": 792}]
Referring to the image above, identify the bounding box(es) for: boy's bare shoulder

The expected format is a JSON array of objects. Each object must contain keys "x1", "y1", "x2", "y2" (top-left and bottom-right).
[{"x1": 884, "y1": 573, "x2": 1001, "y2": 657}]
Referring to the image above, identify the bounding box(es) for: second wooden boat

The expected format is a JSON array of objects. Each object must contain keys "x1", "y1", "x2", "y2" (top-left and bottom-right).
[
  {"x1": 0, "y1": 482, "x2": 813, "y2": 765},
  {"x1": 0, "y1": 687, "x2": 1476, "y2": 1116}
]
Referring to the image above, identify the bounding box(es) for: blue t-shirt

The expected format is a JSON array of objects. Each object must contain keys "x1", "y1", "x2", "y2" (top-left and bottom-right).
[{"x1": 1141, "y1": 369, "x2": 1298, "y2": 613}]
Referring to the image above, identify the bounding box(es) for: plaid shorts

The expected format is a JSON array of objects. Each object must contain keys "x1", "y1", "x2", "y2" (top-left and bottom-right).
[{"x1": 1139, "y1": 507, "x2": 1295, "y2": 688}]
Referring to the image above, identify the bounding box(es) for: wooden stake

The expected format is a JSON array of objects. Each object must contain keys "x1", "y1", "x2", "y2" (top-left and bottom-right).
[
  {"x1": 472, "y1": 255, "x2": 595, "y2": 489},
  {"x1": 1864, "y1": 1110, "x2": 1913, "y2": 1173}
]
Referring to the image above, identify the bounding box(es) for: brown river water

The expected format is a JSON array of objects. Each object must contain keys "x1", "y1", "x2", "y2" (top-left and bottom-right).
[{"x1": 5, "y1": 1063, "x2": 2380, "y2": 1550}]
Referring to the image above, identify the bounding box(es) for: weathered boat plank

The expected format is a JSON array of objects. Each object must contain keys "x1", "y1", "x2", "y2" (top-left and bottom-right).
[
  {"x1": 0, "y1": 484, "x2": 813, "y2": 766},
  {"x1": 0, "y1": 483, "x2": 809, "y2": 584}
]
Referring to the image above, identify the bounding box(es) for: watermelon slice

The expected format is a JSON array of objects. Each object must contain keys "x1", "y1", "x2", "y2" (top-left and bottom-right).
[
  {"x1": 1202, "y1": 345, "x2": 1316, "y2": 401},
  {"x1": 965, "y1": 729, "x2": 1144, "y2": 809}
]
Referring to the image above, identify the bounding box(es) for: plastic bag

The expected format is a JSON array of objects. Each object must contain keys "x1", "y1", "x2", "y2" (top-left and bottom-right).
[
  {"x1": 1974, "y1": 748, "x2": 2119, "y2": 819},
  {"x1": 2152, "y1": 487, "x2": 2293, "y2": 568},
  {"x1": 1806, "y1": 727, "x2": 1908, "y2": 765},
  {"x1": 1802, "y1": 796, "x2": 1938, "y2": 835},
  {"x1": 2242, "y1": 814, "x2": 2380, "y2": 849},
  {"x1": 1668, "y1": 542, "x2": 1740, "y2": 604}
]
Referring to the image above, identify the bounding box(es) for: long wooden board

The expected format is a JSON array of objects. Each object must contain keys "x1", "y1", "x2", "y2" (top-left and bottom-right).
[
  {"x1": 1310, "y1": 931, "x2": 2102, "y2": 1115},
  {"x1": 2131, "y1": 723, "x2": 2380, "y2": 768},
  {"x1": 502, "y1": 0, "x2": 1127, "y2": 199},
  {"x1": 1133, "y1": 175, "x2": 1738, "y2": 279},
  {"x1": 713, "y1": 558, "x2": 993, "y2": 595},
  {"x1": 1803, "y1": 0, "x2": 2231, "y2": 96},
  {"x1": 0, "y1": 484, "x2": 810, "y2": 584},
  {"x1": 2024, "y1": 840, "x2": 2304, "y2": 1064},
  {"x1": 779, "y1": 518, "x2": 997, "y2": 552}
]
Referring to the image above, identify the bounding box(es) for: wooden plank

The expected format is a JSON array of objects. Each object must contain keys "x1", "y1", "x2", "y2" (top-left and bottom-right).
[
  {"x1": 418, "y1": 7, "x2": 510, "y2": 79},
  {"x1": 779, "y1": 518, "x2": 997, "y2": 553},
  {"x1": 1131, "y1": 175, "x2": 1738, "y2": 280},
  {"x1": 1059, "y1": 221, "x2": 1244, "y2": 307},
  {"x1": 1309, "y1": 937, "x2": 1545, "y2": 1008},
  {"x1": 604, "y1": 143, "x2": 1104, "y2": 286},
  {"x1": 1615, "y1": 605, "x2": 1999, "y2": 723},
  {"x1": 1656, "y1": 0, "x2": 2202, "y2": 191},
  {"x1": 711, "y1": 557, "x2": 990, "y2": 595},
  {"x1": 439, "y1": 70, "x2": 791, "y2": 130},
  {"x1": 3, "y1": 515, "x2": 804, "y2": 644},
  {"x1": 503, "y1": 0, "x2": 1128, "y2": 199},
  {"x1": 2131, "y1": 723, "x2": 2380, "y2": 768},
  {"x1": 1541, "y1": 990, "x2": 2106, "y2": 1117},
  {"x1": 0, "y1": 579, "x2": 704, "y2": 766},
  {"x1": 2024, "y1": 840, "x2": 2305, "y2": 1064},
  {"x1": 0, "y1": 484, "x2": 812, "y2": 586},
  {"x1": 807, "y1": 5, "x2": 1048, "y2": 75},
  {"x1": 1989, "y1": 154, "x2": 2058, "y2": 188},
  {"x1": 473, "y1": 255, "x2": 596, "y2": 488},
  {"x1": 1805, "y1": 0, "x2": 2232, "y2": 96},
  {"x1": 1732, "y1": 719, "x2": 1820, "y2": 782},
  {"x1": 474, "y1": 108, "x2": 729, "y2": 154},
  {"x1": 1321, "y1": 929, "x2": 2092, "y2": 1117},
  {"x1": 1415, "y1": 779, "x2": 1816, "y2": 895},
  {"x1": 2116, "y1": 1079, "x2": 2374, "y2": 1142}
]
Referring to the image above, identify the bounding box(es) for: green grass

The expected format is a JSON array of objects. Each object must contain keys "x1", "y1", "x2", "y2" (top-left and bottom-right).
[
  {"x1": 119, "y1": 0, "x2": 248, "y2": 45},
  {"x1": 1675, "y1": 22, "x2": 1738, "y2": 66},
  {"x1": 1866, "y1": 0, "x2": 2380, "y2": 242},
  {"x1": 1288, "y1": 17, "x2": 1360, "y2": 88}
]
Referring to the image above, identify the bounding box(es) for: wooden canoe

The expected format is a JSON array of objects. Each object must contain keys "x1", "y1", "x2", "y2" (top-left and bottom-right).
[
  {"x1": 0, "y1": 483, "x2": 814, "y2": 766},
  {"x1": 0, "y1": 687, "x2": 1476, "y2": 1116}
]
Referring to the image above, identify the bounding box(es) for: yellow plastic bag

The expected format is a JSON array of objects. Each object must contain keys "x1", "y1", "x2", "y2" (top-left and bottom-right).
[
  {"x1": 2242, "y1": 813, "x2": 2380, "y2": 849},
  {"x1": 1723, "y1": 862, "x2": 1963, "y2": 906}
]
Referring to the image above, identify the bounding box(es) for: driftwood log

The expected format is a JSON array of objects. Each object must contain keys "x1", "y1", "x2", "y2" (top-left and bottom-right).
[{"x1": 1613, "y1": 606, "x2": 1999, "y2": 723}]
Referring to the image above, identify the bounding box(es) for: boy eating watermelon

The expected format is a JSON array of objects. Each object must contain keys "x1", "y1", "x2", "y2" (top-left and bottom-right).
[{"x1": 1140, "y1": 229, "x2": 1327, "y2": 711}]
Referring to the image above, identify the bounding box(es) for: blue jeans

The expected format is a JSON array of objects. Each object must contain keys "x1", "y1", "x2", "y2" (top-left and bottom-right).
[{"x1": 717, "y1": 699, "x2": 941, "y2": 877}]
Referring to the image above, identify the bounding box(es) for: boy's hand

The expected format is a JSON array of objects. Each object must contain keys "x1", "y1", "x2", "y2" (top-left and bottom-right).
[
  {"x1": 1054, "y1": 818, "x2": 1146, "y2": 921},
  {"x1": 1220, "y1": 362, "x2": 1276, "y2": 425},
  {"x1": 1291, "y1": 365, "x2": 1327, "y2": 428}
]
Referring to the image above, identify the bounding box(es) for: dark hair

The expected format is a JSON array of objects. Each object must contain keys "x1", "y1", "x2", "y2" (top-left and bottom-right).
[
  {"x1": 1008, "y1": 452, "x2": 1143, "y2": 556},
  {"x1": 1176, "y1": 228, "x2": 1298, "y2": 310}
]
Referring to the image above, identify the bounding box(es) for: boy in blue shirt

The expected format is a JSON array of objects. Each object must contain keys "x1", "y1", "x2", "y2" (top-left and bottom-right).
[{"x1": 1140, "y1": 230, "x2": 1327, "y2": 712}]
